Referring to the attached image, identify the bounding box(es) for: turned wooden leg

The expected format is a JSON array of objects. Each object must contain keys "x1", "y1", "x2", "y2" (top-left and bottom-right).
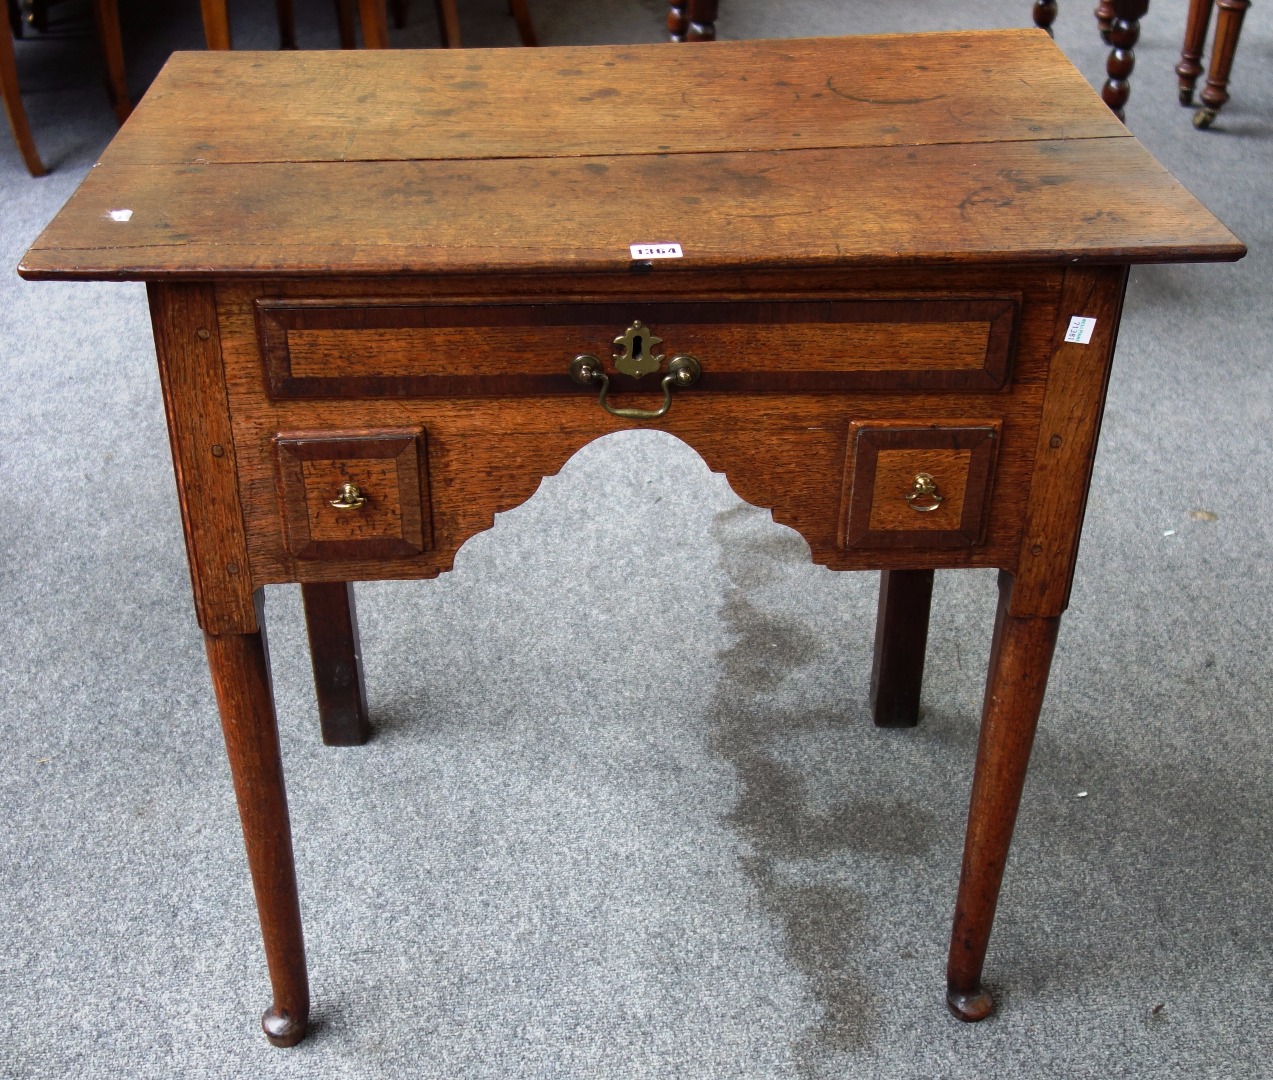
[
  {"x1": 1194, "y1": 0, "x2": 1249, "y2": 129},
  {"x1": 357, "y1": 0, "x2": 390, "y2": 47},
  {"x1": 1101, "y1": 0, "x2": 1150, "y2": 120},
  {"x1": 686, "y1": 0, "x2": 718, "y2": 41},
  {"x1": 199, "y1": 0, "x2": 231, "y2": 49},
  {"x1": 302, "y1": 582, "x2": 371, "y2": 747},
  {"x1": 1032, "y1": 0, "x2": 1058, "y2": 35},
  {"x1": 205, "y1": 600, "x2": 310, "y2": 1047},
  {"x1": 667, "y1": 0, "x2": 688, "y2": 41},
  {"x1": 1094, "y1": 0, "x2": 1117, "y2": 42},
  {"x1": 91, "y1": 0, "x2": 130, "y2": 123},
  {"x1": 509, "y1": 0, "x2": 537, "y2": 46},
  {"x1": 1176, "y1": 0, "x2": 1215, "y2": 104},
  {"x1": 0, "y1": 18, "x2": 45, "y2": 175},
  {"x1": 946, "y1": 572, "x2": 1060, "y2": 1021},
  {"x1": 870, "y1": 569, "x2": 934, "y2": 728},
  {"x1": 434, "y1": 0, "x2": 460, "y2": 46}
]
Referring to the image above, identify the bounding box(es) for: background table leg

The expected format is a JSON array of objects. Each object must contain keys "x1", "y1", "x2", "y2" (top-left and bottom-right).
[
  {"x1": 946, "y1": 572, "x2": 1060, "y2": 1021},
  {"x1": 1176, "y1": 0, "x2": 1215, "y2": 104},
  {"x1": 205, "y1": 604, "x2": 310, "y2": 1048},
  {"x1": 357, "y1": 0, "x2": 389, "y2": 47},
  {"x1": 686, "y1": 0, "x2": 717, "y2": 41},
  {"x1": 667, "y1": 0, "x2": 688, "y2": 41},
  {"x1": 1194, "y1": 0, "x2": 1249, "y2": 128},
  {"x1": 1094, "y1": 0, "x2": 1117, "y2": 41},
  {"x1": 869, "y1": 569, "x2": 934, "y2": 728},
  {"x1": 1100, "y1": 0, "x2": 1151, "y2": 120},
  {"x1": 302, "y1": 581, "x2": 371, "y2": 747},
  {"x1": 1032, "y1": 0, "x2": 1058, "y2": 35}
]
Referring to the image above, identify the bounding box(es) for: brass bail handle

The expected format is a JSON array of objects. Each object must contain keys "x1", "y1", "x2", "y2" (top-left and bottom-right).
[
  {"x1": 568, "y1": 320, "x2": 702, "y2": 420},
  {"x1": 906, "y1": 472, "x2": 944, "y2": 512}
]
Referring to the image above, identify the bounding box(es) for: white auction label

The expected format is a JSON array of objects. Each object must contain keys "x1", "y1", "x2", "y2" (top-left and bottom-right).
[
  {"x1": 630, "y1": 243, "x2": 683, "y2": 260},
  {"x1": 1065, "y1": 316, "x2": 1097, "y2": 345}
]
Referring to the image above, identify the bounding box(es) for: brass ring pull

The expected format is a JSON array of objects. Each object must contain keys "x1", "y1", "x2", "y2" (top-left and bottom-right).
[
  {"x1": 569, "y1": 353, "x2": 701, "y2": 420},
  {"x1": 906, "y1": 473, "x2": 944, "y2": 512},
  {"x1": 329, "y1": 482, "x2": 367, "y2": 510}
]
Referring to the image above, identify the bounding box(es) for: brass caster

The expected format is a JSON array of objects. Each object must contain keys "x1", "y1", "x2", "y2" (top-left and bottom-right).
[
  {"x1": 1193, "y1": 108, "x2": 1218, "y2": 130},
  {"x1": 1178, "y1": 86, "x2": 1194, "y2": 106}
]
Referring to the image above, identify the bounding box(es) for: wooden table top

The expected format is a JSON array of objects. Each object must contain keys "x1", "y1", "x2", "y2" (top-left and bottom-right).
[{"x1": 20, "y1": 30, "x2": 1244, "y2": 280}]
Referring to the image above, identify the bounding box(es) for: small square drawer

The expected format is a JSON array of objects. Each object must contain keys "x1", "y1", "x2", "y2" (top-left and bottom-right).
[
  {"x1": 275, "y1": 429, "x2": 430, "y2": 560},
  {"x1": 840, "y1": 422, "x2": 999, "y2": 548}
]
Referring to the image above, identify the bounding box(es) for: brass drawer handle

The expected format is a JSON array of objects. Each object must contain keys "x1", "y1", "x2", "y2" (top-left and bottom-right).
[
  {"x1": 329, "y1": 482, "x2": 367, "y2": 510},
  {"x1": 906, "y1": 473, "x2": 944, "y2": 512},
  {"x1": 568, "y1": 320, "x2": 702, "y2": 420},
  {"x1": 569, "y1": 353, "x2": 701, "y2": 420}
]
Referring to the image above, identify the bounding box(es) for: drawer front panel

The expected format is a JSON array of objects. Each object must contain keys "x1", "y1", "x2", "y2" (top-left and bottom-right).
[
  {"x1": 841, "y1": 422, "x2": 1000, "y2": 548},
  {"x1": 257, "y1": 297, "x2": 1018, "y2": 398},
  {"x1": 275, "y1": 429, "x2": 430, "y2": 560}
]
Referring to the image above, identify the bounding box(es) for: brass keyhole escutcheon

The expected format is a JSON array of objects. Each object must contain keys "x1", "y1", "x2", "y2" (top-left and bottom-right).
[
  {"x1": 906, "y1": 472, "x2": 944, "y2": 512},
  {"x1": 612, "y1": 320, "x2": 664, "y2": 380},
  {"x1": 330, "y1": 482, "x2": 367, "y2": 510},
  {"x1": 569, "y1": 321, "x2": 702, "y2": 420}
]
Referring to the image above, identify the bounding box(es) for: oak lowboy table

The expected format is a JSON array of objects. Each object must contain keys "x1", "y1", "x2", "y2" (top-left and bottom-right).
[{"x1": 21, "y1": 31, "x2": 1243, "y2": 1046}]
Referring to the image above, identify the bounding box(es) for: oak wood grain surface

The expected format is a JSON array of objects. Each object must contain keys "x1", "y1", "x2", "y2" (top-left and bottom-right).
[{"x1": 19, "y1": 32, "x2": 1243, "y2": 281}]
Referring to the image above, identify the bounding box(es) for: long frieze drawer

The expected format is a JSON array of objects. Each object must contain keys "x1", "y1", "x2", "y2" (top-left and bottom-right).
[
  {"x1": 839, "y1": 422, "x2": 1000, "y2": 549},
  {"x1": 255, "y1": 297, "x2": 1020, "y2": 398},
  {"x1": 275, "y1": 429, "x2": 431, "y2": 560}
]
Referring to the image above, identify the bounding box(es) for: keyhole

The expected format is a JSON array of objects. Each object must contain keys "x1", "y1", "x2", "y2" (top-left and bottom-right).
[{"x1": 632, "y1": 333, "x2": 644, "y2": 361}]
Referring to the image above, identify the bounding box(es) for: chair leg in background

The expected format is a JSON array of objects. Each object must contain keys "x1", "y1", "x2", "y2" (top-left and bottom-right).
[{"x1": 0, "y1": 20, "x2": 45, "y2": 174}]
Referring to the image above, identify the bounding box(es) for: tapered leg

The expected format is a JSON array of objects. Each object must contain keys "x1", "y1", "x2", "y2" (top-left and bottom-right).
[
  {"x1": 205, "y1": 601, "x2": 310, "y2": 1047},
  {"x1": 302, "y1": 582, "x2": 371, "y2": 747},
  {"x1": 1176, "y1": 0, "x2": 1215, "y2": 105},
  {"x1": 667, "y1": 0, "x2": 688, "y2": 41},
  {"x1": 509, "y1": 0, "x2": 537, "y2": 46},
  {"x1": 1194, "y1": 0, "x2": 1249, "y2": 129},
  {"x1": 358, "y1": 0, "x2": 389, "y2": 47},
  {"x1": 1100, "y1": 0, "x2": 1150, "y2": 120},
  {"x1": 200, "y1": 0, "x2": 231, "y2": 49},
  {"x1": 434, "y1": 0, "x2": 460, "y2": 46},
  {"x1": 0, "y1": 19, "x2": 46, "y2": 175},
  {"x1": 686, "y1": 0, "x2": 717, "y2": 41},
  {"x1": 870, "y1": 569, "x2": 935, "y2": 728},
  {"x1": 946, "y1": 572, "x2": 1060, "y2": 1021},
  {"x1": 91, "y1": 0, "x2": 130, "y2": 123}
]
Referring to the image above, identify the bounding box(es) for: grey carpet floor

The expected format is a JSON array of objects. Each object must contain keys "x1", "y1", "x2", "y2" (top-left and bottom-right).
[{"x1": 2, "y1": 1, "x2": 1270, "y2": 1077}]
